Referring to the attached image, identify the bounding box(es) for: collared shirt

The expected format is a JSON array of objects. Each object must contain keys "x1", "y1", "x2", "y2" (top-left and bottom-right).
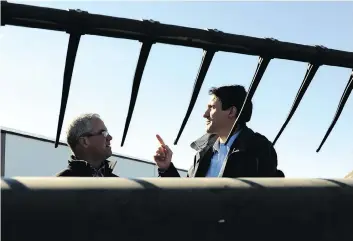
[{"x1": 205, "y1": 130, "x2": 242, "y2": 177}]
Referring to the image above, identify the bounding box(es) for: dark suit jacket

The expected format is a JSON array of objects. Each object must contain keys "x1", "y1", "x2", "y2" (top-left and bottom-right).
[{"x1": 159, "y1": 126, "x2": 284, "y2": 178}]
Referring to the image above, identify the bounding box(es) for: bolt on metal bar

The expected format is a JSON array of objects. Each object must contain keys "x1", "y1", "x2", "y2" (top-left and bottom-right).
[
  {"x1": 174, "y1": 50, "x2": 216, "y2": 145},
  {"x1": 2, "y1": 1, "x2": 353, "y2": 69},
  {"x1": 54, "y1": 34, "x2": 81, "y2": 147},
  {"x1": 316, "y1": 70, "x2": 353, "y2": 152},
  {"x1": 272, "y1": 63, "x2": 320, "y2": 146},
  {"x1": 120, "y1": 42, "x2": 153, "y2": 147},
  {"x1": 224, "y1": 56, "x2": 271, "y2": 146}
]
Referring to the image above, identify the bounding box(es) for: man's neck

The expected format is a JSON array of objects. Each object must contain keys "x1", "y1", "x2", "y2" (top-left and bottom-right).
[
  {"x1": 218, "y1": 125, "x2": 241, "y2": 144},
  {"x1": 87, "y1": 160, "x2": 103, "y2": 169}
]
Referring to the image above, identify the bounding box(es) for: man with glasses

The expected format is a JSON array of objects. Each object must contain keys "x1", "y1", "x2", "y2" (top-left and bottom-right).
[{"x1": 56, "y1": 113, "x2": 118, "y2": 177}]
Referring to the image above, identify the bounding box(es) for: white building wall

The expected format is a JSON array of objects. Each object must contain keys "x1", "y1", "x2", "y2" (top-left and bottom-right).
[
  {"x1": 0, "y1": 128, "x2": 188, "y2": 178},
  {"x1": 4, "y1": 133, "x2": 70, "y2": 177}
]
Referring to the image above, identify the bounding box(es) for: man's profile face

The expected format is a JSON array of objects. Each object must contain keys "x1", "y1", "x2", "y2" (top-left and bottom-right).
[
  {"x1": 85, "y1": 118, "x2": 113, "y2": 160},
  {"x1": 203, "y1": 95, "x2": 236, "y2": 135}
]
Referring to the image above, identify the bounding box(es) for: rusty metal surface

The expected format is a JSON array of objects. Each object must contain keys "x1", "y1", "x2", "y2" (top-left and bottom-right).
[
  {"x1": 2, "y1": 177, "x2": 353, "y2": 241},
  {"x1": 1, "y1": 1, "x2": 352, "y2": 151}
]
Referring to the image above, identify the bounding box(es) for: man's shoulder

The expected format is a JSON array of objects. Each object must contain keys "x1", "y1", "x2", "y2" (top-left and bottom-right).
[
  {"x1": 252, "y1": 132, "x2": 274, "y2": 148},
  {"x1": 242, "y1": 127, "x2": 283, "y2": 177},
  {"x1": 241, "y1": 127, "x2": 274, "y2": 149}
]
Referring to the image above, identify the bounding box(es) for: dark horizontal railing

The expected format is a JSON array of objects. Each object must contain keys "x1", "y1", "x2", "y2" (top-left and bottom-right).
[
  {"x1": 1, "y1": 1, "x2": 352, "y2": 151},
  {"x1": 2, "y1": 177, "x2": 353, "y2": 241}
]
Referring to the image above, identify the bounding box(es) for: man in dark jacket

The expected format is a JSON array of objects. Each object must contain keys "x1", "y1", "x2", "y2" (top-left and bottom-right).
[
  {"x1": 154, "y1": 85, "x2": 284, "y2": 178},
  {"x1": 56, "y1": 113, "x2": 118, "y2": 177}
]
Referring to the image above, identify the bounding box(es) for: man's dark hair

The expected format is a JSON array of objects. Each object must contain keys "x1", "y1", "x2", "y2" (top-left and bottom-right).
[{"x1": 209, "y1": 85, "x2": 253, "y2": 124}]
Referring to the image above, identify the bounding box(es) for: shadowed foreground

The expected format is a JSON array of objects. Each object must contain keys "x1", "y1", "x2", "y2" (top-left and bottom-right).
[{"x1": 2, "y1": 177, "x2": 353, "y2": 241}]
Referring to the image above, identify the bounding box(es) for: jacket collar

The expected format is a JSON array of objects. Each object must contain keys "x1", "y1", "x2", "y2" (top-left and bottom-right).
[
  {"x1": 68, "y1": 155, "x2": 117, "y2": 174},
  {"x1": 190, "y1": 133, "x2": 218, "y2": 151},
  {"x1": 190, "y1": 125, "x2": 254, "y2": 153},
  {"x1": 189, "y1": 126, "x2": 255, "y2": 178}
]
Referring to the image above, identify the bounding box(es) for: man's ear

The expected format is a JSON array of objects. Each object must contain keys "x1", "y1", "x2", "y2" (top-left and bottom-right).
[
  {"x1": 78, "y1": 137, "x2": 90, "y2": 148},
  {"x1": 228, "y1": 106, "x2": 238, "y2": 119}
]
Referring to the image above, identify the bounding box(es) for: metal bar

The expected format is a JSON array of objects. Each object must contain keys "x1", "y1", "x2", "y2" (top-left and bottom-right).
[
  {"x1": 2, "y1": 1, "x2": 353, "y2": 69},
  {"x1": 225, "y1": 56, "x2": 271, "y2": 145},
  {"x1": 0, "y1": 131, "x2": 6, "y2": 177},
  {"x1": 120, "y1": 42, "x2": 153, "y2": 147},
  {"x1": 54, "y1": 33, "x2": 81, "y2": 147},
  {"x1": 316, "y1": 70, "x2": 353, "y2": 152},
  {"x1": 272, "y1": 63, "x2": 320, "y2": 146},
  {"x1": 174, "y1": 50, "x2": 215, "y2": 145},
  {"x1": 2, "y1": 177, "x2": 353, "y2": 241}
]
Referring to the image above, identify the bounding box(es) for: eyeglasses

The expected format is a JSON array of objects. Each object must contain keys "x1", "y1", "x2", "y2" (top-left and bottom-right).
[{"x1": 81, "y1": 130, "x2": 110, "y2": 138}]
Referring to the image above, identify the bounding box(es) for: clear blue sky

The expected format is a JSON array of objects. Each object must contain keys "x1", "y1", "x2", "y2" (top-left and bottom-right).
[{"x1": 1, "y1": 1, "x2": 352, "y2": 178}]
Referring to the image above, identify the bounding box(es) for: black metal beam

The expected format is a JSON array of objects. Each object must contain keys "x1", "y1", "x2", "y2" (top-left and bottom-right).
[
  {"x1": 54, "y1": 34, "x2": 81, "y2": 147},
  {"x1": 2, "y1": 1, "x2": 353, "y2": 69},
  {"x1": 53, "y1": 9, "x2": 88, "y2": 147},
  {"x1": 225, "y1": 56, "x2": 272, "y2": 145},
  {"x1": 316, "y1": 70, "x2": 353, "y2": 152},
  {"x1": 174, "y1": 50, "x2": 215, "y2": 145},
  {"x1": 121, "y1": 41, "x2": 153, "y2": 147},
  {"x1": 2, "y1": 177, "x2": 353, "y2": 241},
  {"x1": 272, "y1": 63, "x2": 320, "y2": 146}
]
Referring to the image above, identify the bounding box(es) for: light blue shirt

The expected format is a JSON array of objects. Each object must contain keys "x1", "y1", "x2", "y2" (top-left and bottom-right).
[{"x1": 205, "y1": 130, "x2": 241, "y2": 177}]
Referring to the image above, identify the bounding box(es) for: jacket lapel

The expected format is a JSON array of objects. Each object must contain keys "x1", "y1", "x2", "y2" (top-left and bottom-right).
[
  {"x1": 189, "y1": 126, "x2": 255, "y2": 177},
  {"x1": 217, "y1": 126, "x2": 254, "y2": 177},
  {"x1": 193, "y1": 145, "x2": 215, "y2": 177}
]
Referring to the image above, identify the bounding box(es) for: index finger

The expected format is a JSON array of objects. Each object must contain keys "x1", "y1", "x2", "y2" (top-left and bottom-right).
[{"x1": 156, "y1": 134, "x2": 166, "y2": 146}]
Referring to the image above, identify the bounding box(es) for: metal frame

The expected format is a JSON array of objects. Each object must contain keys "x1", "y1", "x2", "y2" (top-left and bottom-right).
[
  {"x1": 1, "y1": 1, "x2": 352, "y2": 152},
  {"x1": 0, "y1": 130, "x2": 6, "y2": 177}
]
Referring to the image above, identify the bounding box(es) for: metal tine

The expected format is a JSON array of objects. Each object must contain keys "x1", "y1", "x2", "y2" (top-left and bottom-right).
[
  {"x1": 225, "y1": 56, "x2": 271, "y2": 145},
  {"x1": 316, "y1": 70, "x2": 353, "y2": 152},
  {"x1": 173, "y1": 50, "x2": 216, "y2": 145},
  {"x1": 55, "y1": 34, "x2": 81, "y2": 147},
  {"x1": 120, "y1": 42, "x2": 153, "y2": 147},
  {"x1": 272, "y1": 63, "x2": 320, "y2": 146}
]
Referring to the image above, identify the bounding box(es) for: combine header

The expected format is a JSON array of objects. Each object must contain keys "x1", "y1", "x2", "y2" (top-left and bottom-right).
[
  {"x1": 1, "y1": 2, "x2": 353, "y2": 241},
  {"x1": 1, "y1": 1, "x2": 352, "y2": 151}
]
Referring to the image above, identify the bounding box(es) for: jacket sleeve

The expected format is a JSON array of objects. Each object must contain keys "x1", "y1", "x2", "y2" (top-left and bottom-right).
[
  {"x1": 56, "y1": 169, "x2": 73, "y2": 177},
  {"x1": 108, "y1": 173, "x2": 119, "y2": 177},
  {"x1": 158, "y1": 162, "x2": 182, "y2": 177}
]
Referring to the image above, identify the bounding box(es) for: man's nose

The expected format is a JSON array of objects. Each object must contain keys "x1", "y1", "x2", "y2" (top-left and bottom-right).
[
  {"x1": 107, "y1": 134, "x2": 113, "y2": 141},
  {"x1": 203, "y1": 110, "x2": 209, "y2": 118}
]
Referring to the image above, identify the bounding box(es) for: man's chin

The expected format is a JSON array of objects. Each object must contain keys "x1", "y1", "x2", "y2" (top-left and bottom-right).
[
  {"x1": 205, "y1": 127, "x2": 213, "y2": 134},
  {"x1": 104, "y1": 149, "x2": 112, "y2": 159}
]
